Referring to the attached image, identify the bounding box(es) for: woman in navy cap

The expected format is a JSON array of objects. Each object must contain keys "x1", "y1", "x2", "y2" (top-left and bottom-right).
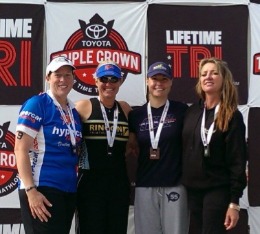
[
  {"x1": 127, "y1": 62, "x2": 189, "y2": 234},
  {"x1": 76, "y1": 60, "x2": 131, "y2": 234}
]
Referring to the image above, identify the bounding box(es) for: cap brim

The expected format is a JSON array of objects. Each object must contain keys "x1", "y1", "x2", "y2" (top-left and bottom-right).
[
  {"x1": 97, "y1": 71, "x2": 121, "y2": 78},
  {"x1": 147, "y1": 70, "x2": 172, "y2": 79},
  {"x1": 46, "y1": 62, "x2": 75, "y2": 76}
]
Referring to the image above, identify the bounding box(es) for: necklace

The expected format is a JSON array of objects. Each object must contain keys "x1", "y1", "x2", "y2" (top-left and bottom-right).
[{"x1": 105, "y1": 103, "x2": 116, "y2": 113}]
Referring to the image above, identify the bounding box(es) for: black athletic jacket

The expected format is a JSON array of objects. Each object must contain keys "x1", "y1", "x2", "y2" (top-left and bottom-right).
[{"x1": 182, "y1": 101, "x2": 247, "y2": 204}]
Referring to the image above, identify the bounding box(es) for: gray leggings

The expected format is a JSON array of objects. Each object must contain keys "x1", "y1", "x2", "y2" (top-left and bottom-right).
[{"x1": 134, "y1": 185, "x2": 189, "y2": 234}]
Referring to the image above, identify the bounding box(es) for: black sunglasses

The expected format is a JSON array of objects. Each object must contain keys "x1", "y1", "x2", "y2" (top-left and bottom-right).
[{"x1": 99, "y1": 76, "x2": 119, "y2": 83}]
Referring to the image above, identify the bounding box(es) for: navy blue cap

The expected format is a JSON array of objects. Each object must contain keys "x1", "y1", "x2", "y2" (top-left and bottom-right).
[{"x1": 147, "y1": 62, "x2": 172, "y2": 79}]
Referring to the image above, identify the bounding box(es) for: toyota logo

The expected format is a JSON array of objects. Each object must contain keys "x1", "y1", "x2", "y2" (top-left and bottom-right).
[{"x1": 85, "y1": 24, "x2": 107, "y2": 39}]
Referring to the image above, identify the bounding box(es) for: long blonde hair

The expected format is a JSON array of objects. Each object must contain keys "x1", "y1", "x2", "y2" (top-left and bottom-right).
[{"x1": 196, "y1": 57, "x2": 238, "y2": 132}]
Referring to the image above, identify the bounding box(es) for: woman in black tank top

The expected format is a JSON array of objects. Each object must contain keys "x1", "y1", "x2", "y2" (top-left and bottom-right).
[{"x1": 75, "y1": 60, "x2": 132, "y2": 234}]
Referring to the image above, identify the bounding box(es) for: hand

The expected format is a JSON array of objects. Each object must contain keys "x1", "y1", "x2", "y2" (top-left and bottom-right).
[
  {"x1": 27, "y1": 189, "x2": 52, "y2": 222},
  {"x1": 125, "y1": 146, "x2": 139, "y2": 158},
  {"x1": 224, "y1": 207, "x2": 239, "y2": 230},
  {"x1": 125, "y1": 133, "x2": 139, "y2": 158}
]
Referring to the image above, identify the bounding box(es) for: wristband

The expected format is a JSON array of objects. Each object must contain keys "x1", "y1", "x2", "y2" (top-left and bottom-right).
[
  {"x1": 229, "y1": 203, "x2": 240, "y2": 211},
  {"x1": 25, "y1": 185, "x2": 37, "y2": 192}
]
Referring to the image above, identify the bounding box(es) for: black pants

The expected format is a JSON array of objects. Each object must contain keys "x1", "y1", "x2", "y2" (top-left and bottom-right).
[
  {"x1": 19, "y1": 186, "x2": 76, "y2": 234},
  {"x1": 187, "y1": 186, "x2": 230, "y2": 234},
  {"x1": 76, "y1": 170, "x2": 130, "y2": 234}
]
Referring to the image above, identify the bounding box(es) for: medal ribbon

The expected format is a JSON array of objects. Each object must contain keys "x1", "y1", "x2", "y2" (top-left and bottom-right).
[
  {"x1": 147, "y1": 100, "x2": 169, "y2": 150},
  {"x1": 99, "y1": 99, "x2": 119, "y2": 148},
  {"x1": 200, "y1": 103, "x2": 220, "y2": 148},
  {"x1": 47, "y1": 90, "x2": 76, "y2": 147}
]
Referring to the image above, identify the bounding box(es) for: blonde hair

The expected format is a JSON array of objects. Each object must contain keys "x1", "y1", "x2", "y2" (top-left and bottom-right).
[{"x1": 196, "y1": 57, "x2": 238, "y2": 132}]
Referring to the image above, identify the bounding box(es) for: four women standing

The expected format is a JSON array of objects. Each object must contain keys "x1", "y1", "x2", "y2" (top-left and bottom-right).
[{"x1": 15, "y1": 57, "x2": 247, "y2": 234}]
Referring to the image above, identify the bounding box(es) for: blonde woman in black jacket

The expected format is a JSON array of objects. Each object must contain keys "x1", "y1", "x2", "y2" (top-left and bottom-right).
[{"x1": 182, "y1": 57, "x2": 247, "y2": 234}]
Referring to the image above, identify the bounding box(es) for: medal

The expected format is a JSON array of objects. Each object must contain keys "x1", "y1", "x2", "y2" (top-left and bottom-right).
[
  {"x1": 150, "y1": 147, "x2": 160, "y2": 160},
  {"x1": 71, "y1": 144, "x2": 80, "y2": 156},
  {"x1": 147, "y1": 100, "x2": 169, "y2": 161},
  {"x1": 204, "y1": 145, "x2": 210, "y2": 157},
  {"x1": 72, "y1": 145, "x2": 77, "y2": 155},
  {"x1": 107, "y1": 146, "x2": 113, "y2": 156}
]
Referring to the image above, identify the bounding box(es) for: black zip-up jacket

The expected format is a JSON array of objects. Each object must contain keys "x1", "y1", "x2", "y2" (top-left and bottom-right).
[{"x1": 182, "y1": 101, "x2": 247, "y2": 204}]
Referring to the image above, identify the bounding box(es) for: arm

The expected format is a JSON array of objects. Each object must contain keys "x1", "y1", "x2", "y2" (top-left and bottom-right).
[
  {"x1": 226, "y1": 111, "x2": 247, "y2": 202},
  {"x1": 224, "y1": 203, "x2": 240, "y2": 230},
  {"x1": 118, "y1": 101, "x2": 132, "y2": 119},
  {"x1": 125, "y1": 108, "x2": 139, "y2": 157},
  {"x1": 75, "y1": 99, "x2": 92, "y2": 120},
  {"x1": 15, "y1": 132, "x2": 35, "y2": 190},
  {"x1": 224, "y1": 111, "x2": 247, "y2": 230},
  {"x1": 14, "y1": 131, "x2": 52, "y2": 222},
  {"x1": 126, "y1": 132, "x2": 139, "y2": 158}
]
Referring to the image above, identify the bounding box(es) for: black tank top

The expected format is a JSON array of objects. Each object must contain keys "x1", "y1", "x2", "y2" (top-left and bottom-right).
[{"x1": 82, "y1": 98, "x2": 129, "y2": 174}]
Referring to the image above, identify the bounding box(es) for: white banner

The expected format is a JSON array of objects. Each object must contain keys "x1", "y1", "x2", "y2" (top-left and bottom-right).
[
  {"x1": 45, "y1": 2, "x2": 147, "y2": 107},
  {"x1": 248, "y1": 3, "x2": 260, "y2": 107}
]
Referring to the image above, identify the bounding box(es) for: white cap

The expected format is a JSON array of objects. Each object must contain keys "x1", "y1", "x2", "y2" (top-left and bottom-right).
[{"x1": 46, "y1": 56, "x2": 75, "y2": 76}]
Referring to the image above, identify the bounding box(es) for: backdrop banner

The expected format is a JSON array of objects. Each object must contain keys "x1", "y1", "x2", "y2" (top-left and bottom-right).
[
  {"x1": 148, "y1": 4, "x2": 248, "y2": 104},
  {"x1": 248, "y1": 3, "x2": 260, "y2": 107},
  {"x1": 248, "y1": 107, "x2": 260, "y2": 205},
  {"x1": 0, "y1": 4, "x2": 44, "y2": 105},
  {"x1": 0, "y1": 2, "x2": 258, "y2": 234},
  {"x1": 47, "y1": 0, "x2": 145, "y2": 2},
  {"x1": 250, "y1": 0, "x2": 260, "y2": 3},
  {"x1": 149, "y1": 0, "x2": 249, "y2": 4},
  {"x1": 0, "y1": 117, "x2": 22, "y2": 232},
  {"x1": 45, "y1": 2, "x2": 147, "y2": 106}
]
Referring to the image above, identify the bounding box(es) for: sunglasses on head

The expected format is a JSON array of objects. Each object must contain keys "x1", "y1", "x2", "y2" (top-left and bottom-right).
[{"x1": 99, "y1": 76, "x2": 119, "y2": 83}]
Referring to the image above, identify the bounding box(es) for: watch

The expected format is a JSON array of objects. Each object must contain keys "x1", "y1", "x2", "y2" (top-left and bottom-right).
[
  {"x1": 229, "y1": 203, "x2": 240, "y2": 211},
  {"x1": 25, "y1": 185, "x2": 37, "y2": 192}
]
